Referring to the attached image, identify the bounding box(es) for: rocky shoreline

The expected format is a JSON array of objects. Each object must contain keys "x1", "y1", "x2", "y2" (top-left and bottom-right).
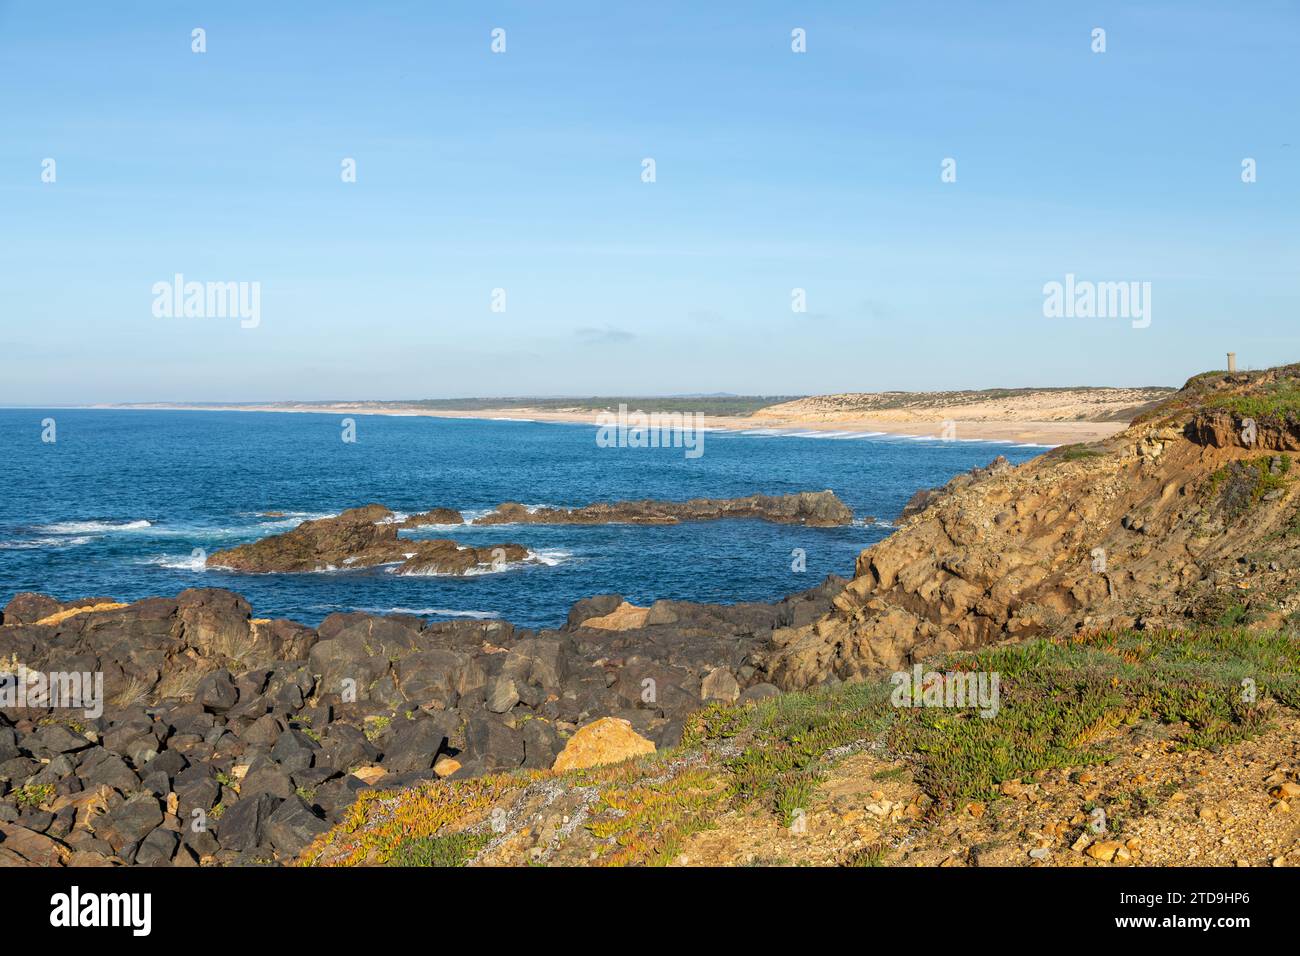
[{"x1": 0, "y1": 578, "x2": 845, "y2": 866}]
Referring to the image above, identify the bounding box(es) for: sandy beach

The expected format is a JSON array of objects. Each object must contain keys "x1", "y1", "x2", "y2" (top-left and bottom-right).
[{"x1": 102, "y1": 399, "x2": 1146, "y2": 446}]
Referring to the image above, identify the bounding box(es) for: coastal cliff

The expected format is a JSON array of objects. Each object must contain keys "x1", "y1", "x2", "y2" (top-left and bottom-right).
[{"x1": 761, "y1": 366, "x2": 1300, "y2": 687}]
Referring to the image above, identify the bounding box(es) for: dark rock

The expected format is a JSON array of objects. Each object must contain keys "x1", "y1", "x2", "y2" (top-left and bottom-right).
[
  {"x1": 163, "y1": 702, "x2": 215, "y2": 737},
  {"x1": 76, "y1": 750, "x2": 141, "y2": 792},
  {"x1": 206, "y1": 506, "x2": 526, "y2": 577},
  {"x1": 134, "y1": 827, "x2": 178, "y2": 866},
  {"x1": 475, "y1": 492, "x2": 854, "y2": 527},
  {"x1": 395, "y1": 649, "x2": 472, "y2": 708},
  {"x1": 0, "y1": 728, "x2": 21, "y2": 763},
  {"x1": 380, "y1": 716, "x2": 453, "y2": 774},
  {"x1": 31, "y1": 723, "x2": 92, "y2": 756},
  {"x1": 0, "y1": 755, "x2": 40, "y2": 782},
  {"x1": 30, "y1": 753, "x2": 77, "y2": 786},
  {"x1": 174, "y1": 588, "x2": 254, "y2": 663},
  {"x1": 238, "y1": 713, "x2": 284, "y2": 749},
  {"x1": 265, "y1": 794, "x2": 329, "y2": 857},
  {"x1": 311, "y1": 775, "x2": 371, "y2": 817},
  {"x1": 46, "y1": 805, "x2": 77, "y2": 839},
  {"x1": 141, "y1": 771, "x2": 171, "y2": 796},
  {"x1": 239, "y1": 764, "x2": 295, "y2": 800},
  {"x1": 484, "y1": 675, "x2": 520, "y2": 713},
  {"x1": 464, "y1": 712, "x2": 524, "y2": 770},
  {"x1": 97, "y1": 792, "x2": 163, "y2": 852},
  {"x1": 174, "y1": 767, "x2": 220, "y2": 816},
  {"x1": 18, "y1": 808, "x2": 55, "y2": 832},
  {"x1": 318, "y1": 724, "x2": 379, "y2": 772},
  {"x1": 503, "y1": 637, "x2": 570, "y2": 690},
  {"x1": 290, "y1": 766, "x2": 337, "y2": 790},
  {"x1": 215, "y1": 792, "x2": 281, "y2": 851},
  {"x1": 141, "y1": 748, "x2": 187, "y2": 781},
  {"x1": 195, "y1": 669, "x2": 238, "y2": 712},
  {"x1": 270, "y1": 729, "x2": 318, "y2": 773},
  {"x1": 521, "y1": 718, "x2": 559, "y2": 769},
  {"x1": 2, "y1": 592, "x2": 63, "y2": 624},
  {"x1": 182, "y1": 826, "x2": 220, "y2": 859}
]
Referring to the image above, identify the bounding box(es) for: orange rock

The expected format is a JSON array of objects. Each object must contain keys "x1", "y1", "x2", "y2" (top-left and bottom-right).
[
  {"x1": 32, "y1": 602, "x2": 128, "y2": 627},
  {"x1": 351, "y1": 766, "x2": 387, "y2": 785},
  {"x1": 552, "y1": 717, "x2": 655, "y2": 772},
  {"x1": 1086, "y1": 840, "x2": 1124, "y2": 862},
  {"x1": 581, "y1": 602, "x2": 651, "y2": 631}
]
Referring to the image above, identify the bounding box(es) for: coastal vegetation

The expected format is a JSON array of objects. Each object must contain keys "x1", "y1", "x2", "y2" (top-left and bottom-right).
[{"x1": 308, "y1": 625, "x2": 1300, "y2": 867}]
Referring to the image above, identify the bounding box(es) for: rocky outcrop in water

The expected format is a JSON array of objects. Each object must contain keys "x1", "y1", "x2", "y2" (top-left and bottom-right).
[
  {"x1": 0, "y1": 576, "x2": 845, "y2": 865},
  {"x1": 206, "y1": 493, "x2": 853, "y2": 576},
  {"x1": 471, "y1": 491, "x2": 854, "y2": 527},
  {"x1": 205, "y1": 505, "x2": 526, "y2": 575}
]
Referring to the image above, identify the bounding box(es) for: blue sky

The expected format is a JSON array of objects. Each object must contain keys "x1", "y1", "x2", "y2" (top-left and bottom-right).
[{"x1": 1, "y1": 1, "x2": 1296, "y2": 403}]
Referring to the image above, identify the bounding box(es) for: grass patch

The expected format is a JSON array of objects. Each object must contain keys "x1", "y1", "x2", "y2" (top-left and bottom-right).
[
  {"x1": 842, "y1": 842, "x2": 890, "y2": 867},
  {"x1": 685, "y1": 628, "x2": 1299, "y2": 807},
  {"x1": 14, "y1": 783, "x2": 55, "y2": 810},
  {"x1": 1058, "y1": 445, "x2": 1104, "y2": 462},
  {"x1": 387, "y1": 832, "x2": 492, "y2": 867},
  {"x1": 1206, "y1": 379, "x2": 1300, "y2": 422},
  {"x1": 684, "y1": 680, "x2": 895, "y2": 813},
  {"x1": 363, "y1": 715, "x2": 390, "y2": 742}
]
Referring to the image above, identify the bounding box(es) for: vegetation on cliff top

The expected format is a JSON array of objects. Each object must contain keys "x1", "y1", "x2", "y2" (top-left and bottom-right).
[
  {"x1": 1135, "y1": 364, "x2": 1300, "y2": 427},
  {"x1": 1205, "y1": 379, "x2": 1300, "y2": 422}
]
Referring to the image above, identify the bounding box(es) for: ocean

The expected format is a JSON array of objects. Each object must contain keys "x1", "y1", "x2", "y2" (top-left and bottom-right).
[{"x1": 0, "y1": 409, "x2": 1047, "y2": 628}]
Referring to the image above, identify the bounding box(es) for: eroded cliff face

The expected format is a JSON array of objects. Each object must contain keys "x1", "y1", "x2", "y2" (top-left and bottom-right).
[{"x1": 759, "y1": 367, "x2": 1300, "y2": 689}]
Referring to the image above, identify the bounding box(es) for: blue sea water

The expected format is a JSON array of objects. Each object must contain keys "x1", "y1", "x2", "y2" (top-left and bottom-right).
[{"x1": 0, "y1": 409, "x2": 1047, "y2": 629}]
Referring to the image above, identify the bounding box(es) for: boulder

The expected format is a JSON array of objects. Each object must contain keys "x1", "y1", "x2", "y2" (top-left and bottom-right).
[
  {"x1": 464, "y1": 712, "x2": 525, "y2": 770},
  {"x1": 579, "y1": 602, "x2": 650, "y2": 631},
  {"x1": 700, "y1": 667, "x2": 741, "y2": 703},
  {"x1": 195, "y1": 670, "x2": 239, "y2": 712},
  {"x1": 265, "y1": 794, "x2": 329, "y2": 857},
  {"x1": 380, "y1": 716, "x2": 454, "y2": 774},
  {"x1": 96, "y1": 792, "x2": 163, "y2": 852},
  {"x1": 215, "y1": 792, "x2": 281, "y2": 851},
  {"x1": 0, "y1": 822, "x2": 67, "y2": 865},
  {"x1": 134, "y1": 827, "x2": 178, "y2": 866},
  {"x1": 551, "y1": 717, "x2": 655, "y2": 773}
]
